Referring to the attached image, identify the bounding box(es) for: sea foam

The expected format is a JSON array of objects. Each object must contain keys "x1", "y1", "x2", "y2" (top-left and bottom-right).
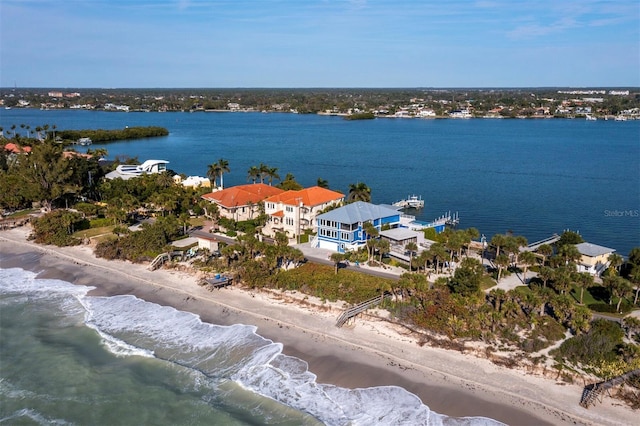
[{"x1": 1, "y1": 267, "x2": 504, "y2": 425}]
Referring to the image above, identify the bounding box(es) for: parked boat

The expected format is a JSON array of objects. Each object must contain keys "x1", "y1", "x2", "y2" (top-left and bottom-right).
[
  {"x1": 585, "y1": 114, "x2": 597, "y2": 121},
  {"x1": 393, "y1": 195, "x2": 424, "y2": 209}
]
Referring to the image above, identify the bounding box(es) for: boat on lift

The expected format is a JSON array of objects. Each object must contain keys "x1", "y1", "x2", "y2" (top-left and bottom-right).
[{"x1": 393, "y1": 195, "x2": 425, "y2": 209}]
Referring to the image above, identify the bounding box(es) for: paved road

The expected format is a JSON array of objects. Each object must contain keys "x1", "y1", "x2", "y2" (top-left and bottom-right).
[{"x1": 292, "y1": 242, "x2": 403, "y2": 280}]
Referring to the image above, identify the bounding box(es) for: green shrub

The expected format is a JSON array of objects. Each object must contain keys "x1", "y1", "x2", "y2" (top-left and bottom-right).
[
  {"x1": 31, "y1": 210, "x2": 88, "y2": 246},
  {"x1": 90, "y1": 217, "x2": 113, "y2": 228},
  {"x1": 74, "y1": 202, "x2": 99, "y2": 216},
  {"x1": 552, "y1": 319, "x2": 624, "y2": 366}
]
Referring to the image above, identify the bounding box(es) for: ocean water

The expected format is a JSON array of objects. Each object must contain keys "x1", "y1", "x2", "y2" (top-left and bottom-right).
[
  {"x1": 1, "y1": 109, "x2": 638, "y2": 255},
  {"x1": 0, "y1": 267, "x2": 503, "y2": 425}
]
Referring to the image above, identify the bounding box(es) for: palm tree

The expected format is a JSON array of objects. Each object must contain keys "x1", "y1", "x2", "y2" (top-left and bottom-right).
[
  {"x1": 266, "y1": 166, "x2": 280, "y2": 185},
  {"x1": 207, "y1": 162, "x2": 222, "y2": 188},
  {"x1": 604, "y1": 276, "x2": 632, "y2": 312},
  {"x1": 575, "y1": 272, "x2": 594, "y2": 305},
  {"x1": 377, "y1": 239, "x2": 390, "y2": 264},
  {"x1": 247, "y1": 166, "x2": 260, "y2": 183},
  {"x1": 430, "y1": 243, "x2": 448, "y2": 274},
  {"x1": 491, "y1": 234, "x2": 507, "y2": 259},
  {"x1": 330, "y1": 252, "x2": 345, "y2": 274},
  {"x1": 258, "y1": 163, "x2": 269, "y2": 183},
  {"x1": 362, "y1": 221, "x2": 378, "y2": 263},
  {"x1": 607, "y1": 253, "x2": 624, "y2": 275},
  {"x1": 557, "y1": 244, "x2": 581, "y2": 267},
  {"x1": 405, "y1": 241, "x2": 418, "y2": 272},
  {"x1": 494, "y1": 254, "x2": 509, "y2": 282},
  {"x1": 519, "y1": 251, "x2": 536, "y2": 284},
  {"x1": 207, "y1": 158, "x2": 231, "y2": 189},
  {"x1": 552, "y1": 268, "x2": 572, "y2": 295},
  {"x1": 464, "y1": 227, "x2": 479, "y2": 257},
  {"x1": 537, "y1": 243, "x2": 553, "y2": 266},
  {"x1": 489, "y1": 288, "x2": 507, "y2": 312},
  {"x1": 316, "y1": 178, "x2": 329, "y2": 188},
  {"x1": 347, "y1": 182, "x2": 371, "y2": 202},
  {"x1": 630, "y1": 266, "x2": 640, "y2": 305},
  {"x1": 538, "y1": 266, "x2": 554, "y2": 288}
]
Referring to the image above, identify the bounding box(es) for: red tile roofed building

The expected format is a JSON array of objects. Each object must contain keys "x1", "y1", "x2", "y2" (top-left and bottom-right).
[
  {"x1": 201, "y1": 183, "x2": 284, "y2": 221},
  {"x1": 4, "y1": 143, "x2": 32, "y2": 154},
  {"x1": 262, "y1": 186, "x2": 344, "y2": 239},
  {"x1": 62, "y1": 151, "x2": 93, "y2": 159}
]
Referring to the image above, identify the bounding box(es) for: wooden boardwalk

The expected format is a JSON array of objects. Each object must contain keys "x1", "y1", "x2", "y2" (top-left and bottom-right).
[
  {"x1": 580, "y1": 369, "x2": 640, "y2": 408},
  {"x1": 0, "y1": 216, "x2": 31, "y2": 230},
  {"x1": 336, "y1": 292, "x2": 392, "y2": 327},
  {"x1": 148, "y1": 251, "x2": 185, "y2": 270}
]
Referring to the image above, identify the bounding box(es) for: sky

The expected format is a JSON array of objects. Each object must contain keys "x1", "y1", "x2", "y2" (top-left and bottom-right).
[{"x1": 1, "y1": 0, "x2": 639, "y2": 88}]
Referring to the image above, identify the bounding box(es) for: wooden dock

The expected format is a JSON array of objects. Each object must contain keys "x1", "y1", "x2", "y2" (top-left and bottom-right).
[
  {"x1": 523, "y1": 233, "x2": 560, "y2": 252},
  {"x1": 336, "y1": 292, "x2": 392, "y2": 327}
]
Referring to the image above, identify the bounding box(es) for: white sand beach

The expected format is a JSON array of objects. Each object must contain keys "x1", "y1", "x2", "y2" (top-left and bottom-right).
[{"x1": 0, "y1": 226, "x2": 636, "y2": 426}]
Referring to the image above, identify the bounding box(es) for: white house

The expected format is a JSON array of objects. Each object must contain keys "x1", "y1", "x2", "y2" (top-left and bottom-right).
[
  {"x1": 575, "y1": 242, "x2": 616, "y2": 276},
  {"x1": 263, "y1": 186, "x2": 344, "y2": 239}
]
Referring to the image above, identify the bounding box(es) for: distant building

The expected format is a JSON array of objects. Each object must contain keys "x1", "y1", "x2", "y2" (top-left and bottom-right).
[
  {"x1": 174, "y1": 175, "x2": 211, "y2": 188},
  {"x1": 4, "y1": 143, "x2": 32, "y2": 154},
  {"x1": 105, "y1": 160, "x2": 169, "y2": 180},
  {"x1": 262, "y1": 186, "x2": 344, "y2": 239},
  {"x1": 576, "y1": 242, "x2": 616, "y2": 276}
]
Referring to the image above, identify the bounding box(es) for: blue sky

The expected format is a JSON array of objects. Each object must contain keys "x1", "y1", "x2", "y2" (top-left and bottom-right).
[{"x1": 1, "y1": 0, "x2": 638, "y2": 88}]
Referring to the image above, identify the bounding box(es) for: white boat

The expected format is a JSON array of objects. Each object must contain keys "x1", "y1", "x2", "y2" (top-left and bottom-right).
[
  {"x1": 585, "y1": 114, "x2": 597, "y2": 121},
  {"x1": 393, "y1": 195, "x2": 425, "y2": 209}
]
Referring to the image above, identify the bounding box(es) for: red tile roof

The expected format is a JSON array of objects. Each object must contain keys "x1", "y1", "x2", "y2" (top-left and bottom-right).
[
  {"x1": 271, "y1": 210, "x2": 284, "y2": 217},
  {"x1": 201, "y1": 183, "x2": 284, "y2": 207},
  {"x1": 264, "y1": 186, "x2": 344, "y2": 207},
  {"x1": 63, "y1": 151, "x2": 93, "y2": 159},
  {"x1": 4, "y1": 143, "x2": 32, "y2": 154}
]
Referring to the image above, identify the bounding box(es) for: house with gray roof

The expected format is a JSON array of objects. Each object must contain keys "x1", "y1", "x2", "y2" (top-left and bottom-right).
[
  {"x1": 313, "y1": 201, "x2": 401, "y2": 252},
  {"x1": 576, "y1": 242, "x2": 616, "y2": 275}
]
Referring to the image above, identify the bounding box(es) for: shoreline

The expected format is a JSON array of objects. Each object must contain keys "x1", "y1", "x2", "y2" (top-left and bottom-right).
[{"x1": 0, "y1": 227, "x2": 636, "y2": 425}]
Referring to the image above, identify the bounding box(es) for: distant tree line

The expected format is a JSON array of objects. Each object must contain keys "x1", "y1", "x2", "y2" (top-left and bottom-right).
[{"x1": 57, "y1": 126, "x2": 168, "y2": 143}]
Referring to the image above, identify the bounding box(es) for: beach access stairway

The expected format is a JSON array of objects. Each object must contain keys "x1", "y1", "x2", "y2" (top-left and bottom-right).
[
  {"x1": 336, "y1": 292, "x2": 392, "y2": 327},
  {"x1": 0, "y1": 216, "x2": 32, "y2": 230},
  {"x1": 149, "y1": 251, "x2": 186, "y2": 270},
  {"x1": 579, "y1": 369, "x2": 640, "y2": 408}
]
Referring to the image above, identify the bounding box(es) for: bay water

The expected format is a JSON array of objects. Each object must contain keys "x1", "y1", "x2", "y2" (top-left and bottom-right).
[
  {"x1": 0, "y1": 109, "x2": 637, "y2": 425},
  {"x1": 1, "y1": 109, "x2": 638, "y2": 255}
]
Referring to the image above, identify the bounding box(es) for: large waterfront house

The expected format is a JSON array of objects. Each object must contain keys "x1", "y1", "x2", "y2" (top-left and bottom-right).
[
  {"x1": 313, "y1": 201, "x2": 402, "y2": 253},
  {"x1": 201, "y1": 183, "x2": 284, "y2": 222},
  {"x1": 575, "y1": 242, "x2": 616, "y2": 276},
  {"x1": 262, "y1": 186, "x2": 344, "y2": 239},
  {"x1": 105, "y1": 159, "x2": 169, "y2": 180}
]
